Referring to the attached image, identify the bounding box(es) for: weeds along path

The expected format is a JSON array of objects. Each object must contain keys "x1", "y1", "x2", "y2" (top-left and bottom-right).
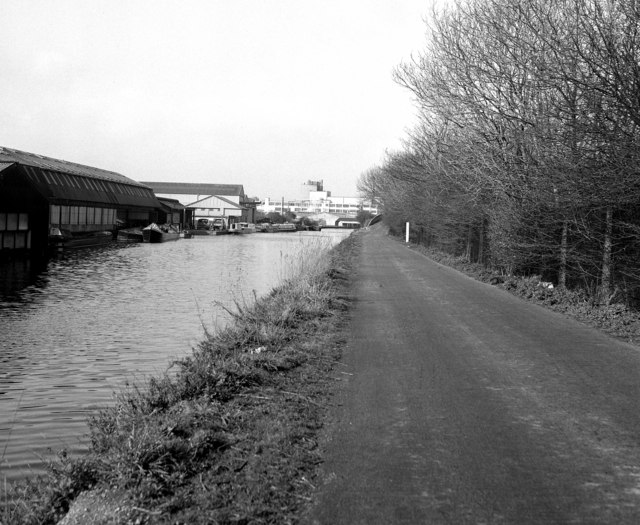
[
  {"x1": 308, "y1": 225, "x2": 640, "y2": 524},
  {"x1": 3, "y1": 234, "x2": 359, "y2": 525}
]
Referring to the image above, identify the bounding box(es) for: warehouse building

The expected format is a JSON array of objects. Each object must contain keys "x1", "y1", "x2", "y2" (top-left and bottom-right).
[
  {"x1": 142, "y1": 182, "x2": 257, "y2": 228},
  {"x1": 0, "y1": 147, "x2": 162, "y2": 256}
]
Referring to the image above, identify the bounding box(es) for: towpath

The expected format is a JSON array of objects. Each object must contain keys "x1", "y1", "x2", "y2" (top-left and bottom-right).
[{"x1": 308, "y1": 226, "x2": 640, "y2": 524}]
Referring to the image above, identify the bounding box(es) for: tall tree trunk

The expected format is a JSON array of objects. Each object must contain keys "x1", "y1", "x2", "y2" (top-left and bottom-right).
[
  {"x1": 599, "y1": 206, "x2": 613, "y2": 304},
  {"x1": 465, "y1": 224, "x2": 473, "y2": 262},
  {"x1": 558, "y1": 219, "x2": 568, "y2": 289},
  {"x1": 478, "y1": 218, "x2": 485, "y2": 266}
]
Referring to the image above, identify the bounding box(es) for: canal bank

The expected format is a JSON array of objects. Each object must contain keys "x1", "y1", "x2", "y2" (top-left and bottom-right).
[
  {"x1": 0, "y1": 231, "x2": 350, "y2": 482},
  {"x1": 2, "y1": 232, "x2": 359, "y2": 524}
]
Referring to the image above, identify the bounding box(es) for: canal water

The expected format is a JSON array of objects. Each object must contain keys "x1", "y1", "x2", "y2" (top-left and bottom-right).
[{"x1": 0, "y1": 230, "x2": 351, "y2": 481}]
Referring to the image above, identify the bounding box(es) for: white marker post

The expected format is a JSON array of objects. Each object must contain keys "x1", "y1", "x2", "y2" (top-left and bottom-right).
[{"x1": 405, "y1": 222, "x2": 410, "y2": 243}]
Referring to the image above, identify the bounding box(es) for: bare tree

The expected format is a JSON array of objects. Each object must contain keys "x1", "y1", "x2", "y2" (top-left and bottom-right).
[{"x1": 381, "y1": 0, "x2": 640, "y2": 303}]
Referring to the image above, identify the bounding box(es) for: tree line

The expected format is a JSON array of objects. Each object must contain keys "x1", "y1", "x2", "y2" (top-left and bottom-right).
[{"x1": 359, "y1": 0, "x2": 640, "y2": 305}]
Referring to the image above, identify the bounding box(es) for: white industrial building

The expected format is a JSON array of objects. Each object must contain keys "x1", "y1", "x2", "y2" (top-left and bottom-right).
[{"x1": 258, "y1": 180, "x2": 378, "y2": 218}]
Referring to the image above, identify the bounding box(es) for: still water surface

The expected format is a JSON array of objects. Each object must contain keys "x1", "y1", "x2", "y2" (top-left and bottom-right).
[{"x1": 0, "y1": 230, "x2": 350, "y2": 481}]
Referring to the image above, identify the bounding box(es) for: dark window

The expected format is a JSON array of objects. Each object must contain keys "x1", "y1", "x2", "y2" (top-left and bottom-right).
[
  {"x1": 7, "y1": 213, "x2": 18, "y2": 230},
  {"x1": 15, "y1": 232, "x2": 27, "y2": 249},
  {"x1": 2, "y1": 232, "x2": 14, "y2": 249},
  {"x1": 50, "y1": 205, "x2": 60, "y2": 225}
]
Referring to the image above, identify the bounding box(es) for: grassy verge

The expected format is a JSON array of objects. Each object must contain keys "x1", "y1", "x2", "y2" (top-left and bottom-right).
[
  {"x1": 403, "y1": 238, "x2": 640, "y2": 345},
  {"x1": 2, "y1": 233, "x2": 359, "y2": 525}
]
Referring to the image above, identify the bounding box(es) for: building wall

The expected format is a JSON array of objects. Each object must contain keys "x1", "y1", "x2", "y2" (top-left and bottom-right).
[
  {"x1": 192, "y1": 207, "x2": 242, "y2": 218},
  {"x1": 0, "y1": 161, "x2": 158, "y2": 255},
  {"x1": 0, "y1": 212, "x2": 32, "y2": 251},
  {"x1": 154, "y1": 192, "x2": 256, "y2": 226},
  {"x1": 154, "y1": 193, "x2": 241, "y2": 207},
  {"x1": 1, "y1": 164, "x2": 48, "y2": 255},
  {"x1": 298, "y1": 180, "x2": 323, "y2": 200},
  {"x1": 259, "y1": 195, "x2": 378, "y2": 217}
]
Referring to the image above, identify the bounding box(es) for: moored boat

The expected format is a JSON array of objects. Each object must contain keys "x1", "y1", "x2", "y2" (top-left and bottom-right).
[
  {"x1": 183, "y1": 229, "x2": 213, "y2": 237},
  {"x1": 229, "y1": 222, "x2": 256, "y2": 234},
  {"x1": 275, "y1": 223, "x2": 296, "y2": 232},
  {"x1": 142, "y1": 223, "x2": 180, "y2": 243},
  {"x1": 116, "y1": 227, "x2": 144, "y2": 242},
  {"x1": 256, "y1": 223, "x2": 275, "y2": 233},
  {"x1": 49, "y1": 228, "x2": 114, "y2": 251}
]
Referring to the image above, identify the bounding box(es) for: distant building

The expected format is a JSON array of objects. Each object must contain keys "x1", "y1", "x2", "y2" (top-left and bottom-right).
[
  {"x1": 0, "y1": 147, "x2": 161, "y2": 256},
  {"x1": 299, "y1": 180, "x2": 325, "y2": 200},
  {"x1": 258, "y1": 180, "x2": 378, "y2": 220},
  {"x1": 142, "y1": 182, "x2": 257, "y2": 228}
]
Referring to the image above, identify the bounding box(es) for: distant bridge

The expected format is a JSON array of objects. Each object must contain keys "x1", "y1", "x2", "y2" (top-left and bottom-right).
[{"x1": 366, "y1": 214, "x2": 383, "y2": 227}]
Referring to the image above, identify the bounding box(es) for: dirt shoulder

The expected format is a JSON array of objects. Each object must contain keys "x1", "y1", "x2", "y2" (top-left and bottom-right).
[{"x1": 403, "y1": 237, "x2": 640, "y2": 346}]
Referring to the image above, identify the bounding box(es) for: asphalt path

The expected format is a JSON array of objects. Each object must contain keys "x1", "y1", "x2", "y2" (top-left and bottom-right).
[{"x1": 308, "y1": 226, "x2": 640, "y2": 524}]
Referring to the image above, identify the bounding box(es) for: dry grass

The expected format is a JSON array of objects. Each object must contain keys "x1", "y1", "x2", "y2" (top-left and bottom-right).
[{"x1": 1, "y1": 232, "x2": 359, "y2": 524}]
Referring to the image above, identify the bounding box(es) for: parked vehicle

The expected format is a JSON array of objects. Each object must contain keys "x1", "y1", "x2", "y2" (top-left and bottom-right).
[{"x1": 196, "y1": 218, "x2": 212, "y2": 230}]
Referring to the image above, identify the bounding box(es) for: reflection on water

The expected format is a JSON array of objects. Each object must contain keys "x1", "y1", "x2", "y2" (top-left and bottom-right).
[
  {"x1": 0, "y1": 256, "x2": 49, "y2": 302},
  {"x1": 0, "y1": 231, "x2": 350, "y2": 481}
]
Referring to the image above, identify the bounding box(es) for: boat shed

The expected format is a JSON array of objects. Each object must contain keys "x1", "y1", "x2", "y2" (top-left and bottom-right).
[
  {"x1": 142, "y1": 182, "x2": 257, "y2": 227},
  {"x1": 187, "y1": 194, "x2": 244, "y2": 227},
  {"x1": 157, "y1": 197, "x2": 186, "y2": 228},
  {"x1": 0, "y1": 147, "x2": 162, "y2": 256}
]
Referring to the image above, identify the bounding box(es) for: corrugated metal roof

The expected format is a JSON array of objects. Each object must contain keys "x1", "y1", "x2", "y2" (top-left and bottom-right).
[
  {"x1": 0, "y1": 161, "x2": 15, "y2": 173},
  {"x1": 0, "y1": 147, "x2": 149, "y2": 188},
  {"x1": 19, "y1": 165, "x2": 161, "y2": 208},
  {"x1": 142, "y1": 181, "x2": 245, "y2": 197},
  {"x1": 157, "y1": 197, "x2": 186, "y2": 210},
  {"x1": 0, "y1": 147, "x2": 161, "y2": 209}
]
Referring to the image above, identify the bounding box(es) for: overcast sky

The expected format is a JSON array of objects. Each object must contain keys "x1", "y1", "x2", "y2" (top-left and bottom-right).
[{"x1": 0, "y1": 1, "x2": 435, "y2": 199}]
